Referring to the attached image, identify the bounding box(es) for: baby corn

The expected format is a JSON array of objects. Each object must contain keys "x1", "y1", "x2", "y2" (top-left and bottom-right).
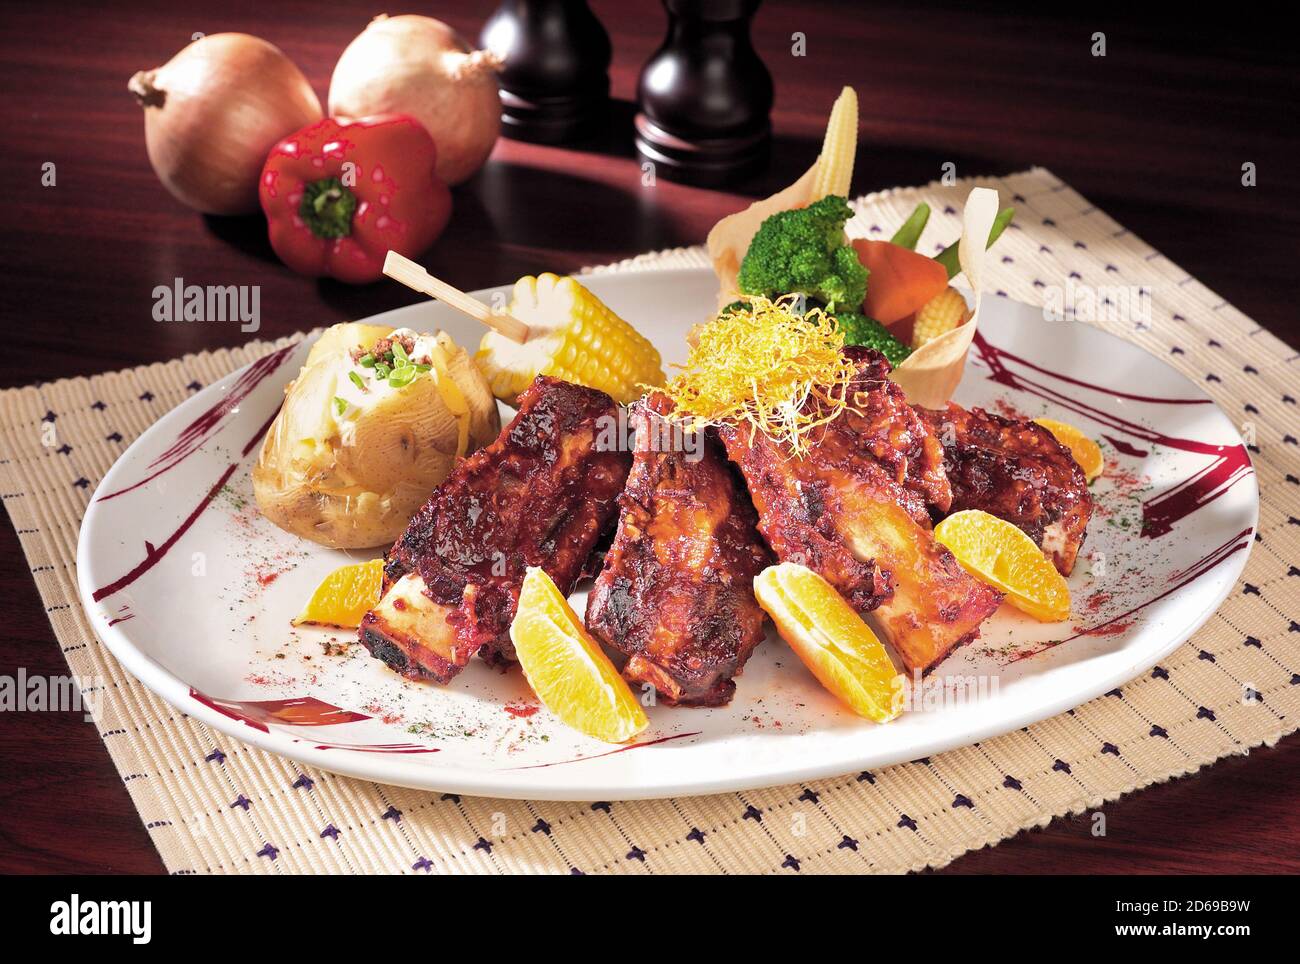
[
  {"x1": 912, "y1": 287, "x2": 970, "y2": 348},
  {"x1": 810, "y1": 87, "x2": 858, "y2": 201}
]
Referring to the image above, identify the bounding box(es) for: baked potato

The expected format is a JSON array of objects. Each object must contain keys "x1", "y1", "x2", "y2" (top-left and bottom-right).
[{"x1": 253, "y1": 322, "x2": 501, "y2": 548}]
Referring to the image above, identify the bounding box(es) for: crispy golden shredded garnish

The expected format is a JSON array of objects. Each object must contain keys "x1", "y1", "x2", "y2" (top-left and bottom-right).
[{"x1": 656, "y1": 295, "x2": 859, "y2": 457}]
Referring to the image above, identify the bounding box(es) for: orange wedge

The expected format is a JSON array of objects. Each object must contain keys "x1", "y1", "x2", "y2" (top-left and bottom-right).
[
  {"x1": 292, "y1": 558, "x2": 384, "y2": 629},
  {"x1": 753, "y1": 563, "x2": 905, "y2": 722},
  {"x1": 1034, "y1": 417, "x2": 1104, "y2": 482},
  {"x1": 510, "y1": 567, "x2": 649, "y2": 743},
  {"x1": 934, "y1": 510, "x2": 1070, "y2": 621}
]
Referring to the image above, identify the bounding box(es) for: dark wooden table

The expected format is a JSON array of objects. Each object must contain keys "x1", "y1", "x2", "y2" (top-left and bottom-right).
[{"x1": 1, "y1": 1, "x2": 1296, "y2": 874}]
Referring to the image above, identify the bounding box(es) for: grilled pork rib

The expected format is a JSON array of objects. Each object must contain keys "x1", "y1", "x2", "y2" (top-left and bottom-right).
[
  {"x1": 585, "y1": 393, "x2": 772, "y2": 706},
  {"x1": 843, "y1": 347, "x2": 954, "y2": 521},
  {"x1": 720, "y1": 349, "x2": 1002, "y2": 675},
  {"x1": 359, "y1": 376, "x2": 630, "y2": 683},
  {"x1": 919, "y1": 404, "x2": 1093, "y2": 575}
]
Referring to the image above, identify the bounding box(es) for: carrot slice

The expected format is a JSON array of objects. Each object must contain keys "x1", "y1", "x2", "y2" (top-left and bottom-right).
[{"x1": 853, "y1": 239, "x2": 950, "y2": 325}]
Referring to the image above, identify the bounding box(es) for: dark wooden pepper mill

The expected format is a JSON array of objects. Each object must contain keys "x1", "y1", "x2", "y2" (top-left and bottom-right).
[
  {"x1": 481, "y1": 0, "x2": 612, "y2": 144},
  {"x1": 635, "y1": 0, "x2": 773, "y2": 185}
]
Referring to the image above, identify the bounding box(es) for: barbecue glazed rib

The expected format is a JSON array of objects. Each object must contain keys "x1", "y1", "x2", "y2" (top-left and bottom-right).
[
  {"x1": 843, "y1": 347, "x2": 953, "y2": 521},
  {"x1": 359, "y1": 376, "x2": 631, "y2": 683},
  {"x1": 585, "y1": 393, "x2": 772, "y2": 706},
  {"x1": 919, "y1": 404, "x2": 1093, "y2": 575},
  {"x1": 720, "y1": 349, "x2": 1002, "y2": 675}
]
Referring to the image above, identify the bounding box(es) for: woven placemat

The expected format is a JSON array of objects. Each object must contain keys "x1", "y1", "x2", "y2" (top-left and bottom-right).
[{"x1": 2, "y1": 168, "x2": 1296, "y2": 874}]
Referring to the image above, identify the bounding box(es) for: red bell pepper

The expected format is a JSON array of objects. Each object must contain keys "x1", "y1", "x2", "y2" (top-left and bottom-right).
[{"x1": 259, "y1": 115, "x2": 452, "y2": 284}]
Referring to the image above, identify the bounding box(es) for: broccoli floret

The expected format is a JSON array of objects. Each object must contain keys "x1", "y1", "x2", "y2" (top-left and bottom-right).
[
  {"x1": 832, "y1": 311, "x2": 913, "y2": 367},
  {"x1": 737, "y1": 195, "x2": 868, "y2": 311}
]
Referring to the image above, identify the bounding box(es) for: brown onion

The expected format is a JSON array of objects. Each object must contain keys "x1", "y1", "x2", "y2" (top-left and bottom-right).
[
  {"x1": 130, "y1": 33, "x2": 322, "y2": 215},
  {"x1": 328, "y1": 15, "x2": 502, "y2": 186}
]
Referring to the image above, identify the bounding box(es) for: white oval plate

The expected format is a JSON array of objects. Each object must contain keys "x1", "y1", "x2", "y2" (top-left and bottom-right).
[{"x1": 76, "y1": 268, "x2": 1258, "y2": 800}]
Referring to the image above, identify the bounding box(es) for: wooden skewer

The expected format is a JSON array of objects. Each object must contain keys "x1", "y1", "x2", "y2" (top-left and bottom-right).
[{"x1": 383, "y1": 251, "x2": 531, "y2": 345}]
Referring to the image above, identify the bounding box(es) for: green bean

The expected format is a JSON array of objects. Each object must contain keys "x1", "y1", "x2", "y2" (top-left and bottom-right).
[
  {"x1": 889, "y1": 203, "x2": 931, "y2": 250},
  {"x1": 934, "y1": 207, "x2": 1016, "y2": 279}
]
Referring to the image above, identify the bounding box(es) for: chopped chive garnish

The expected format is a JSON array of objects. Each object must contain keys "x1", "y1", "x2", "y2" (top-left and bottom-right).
[
  {"x1": 414, "y1": 363, "x2": 432, "y2": 372},
  {"x1": 374, "y1": 363, "x2": 391, "y2": 379},
  {"x1": 388, "y1": 367, "x2": 416, "y2": 388},
  {"x1": 348, "y1": 370, "x2": 366, "y2": 391},
  {"x1": 358, "y1": 353, "x2": 376, "y2": 368},
  {"x1": 333, "y1": 397, "x2": 347, "y2": 416},
  {"x1": 392, "y1": 341, "x2": 409, "y2": 365}
]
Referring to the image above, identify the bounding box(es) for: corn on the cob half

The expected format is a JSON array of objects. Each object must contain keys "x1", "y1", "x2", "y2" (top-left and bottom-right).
[
  {"x1": 476, "y1": 274, "x2": 665, "y2": 405},
  {"x1": 912, "y1": 287, "x2": 971, "y2": 348}
]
